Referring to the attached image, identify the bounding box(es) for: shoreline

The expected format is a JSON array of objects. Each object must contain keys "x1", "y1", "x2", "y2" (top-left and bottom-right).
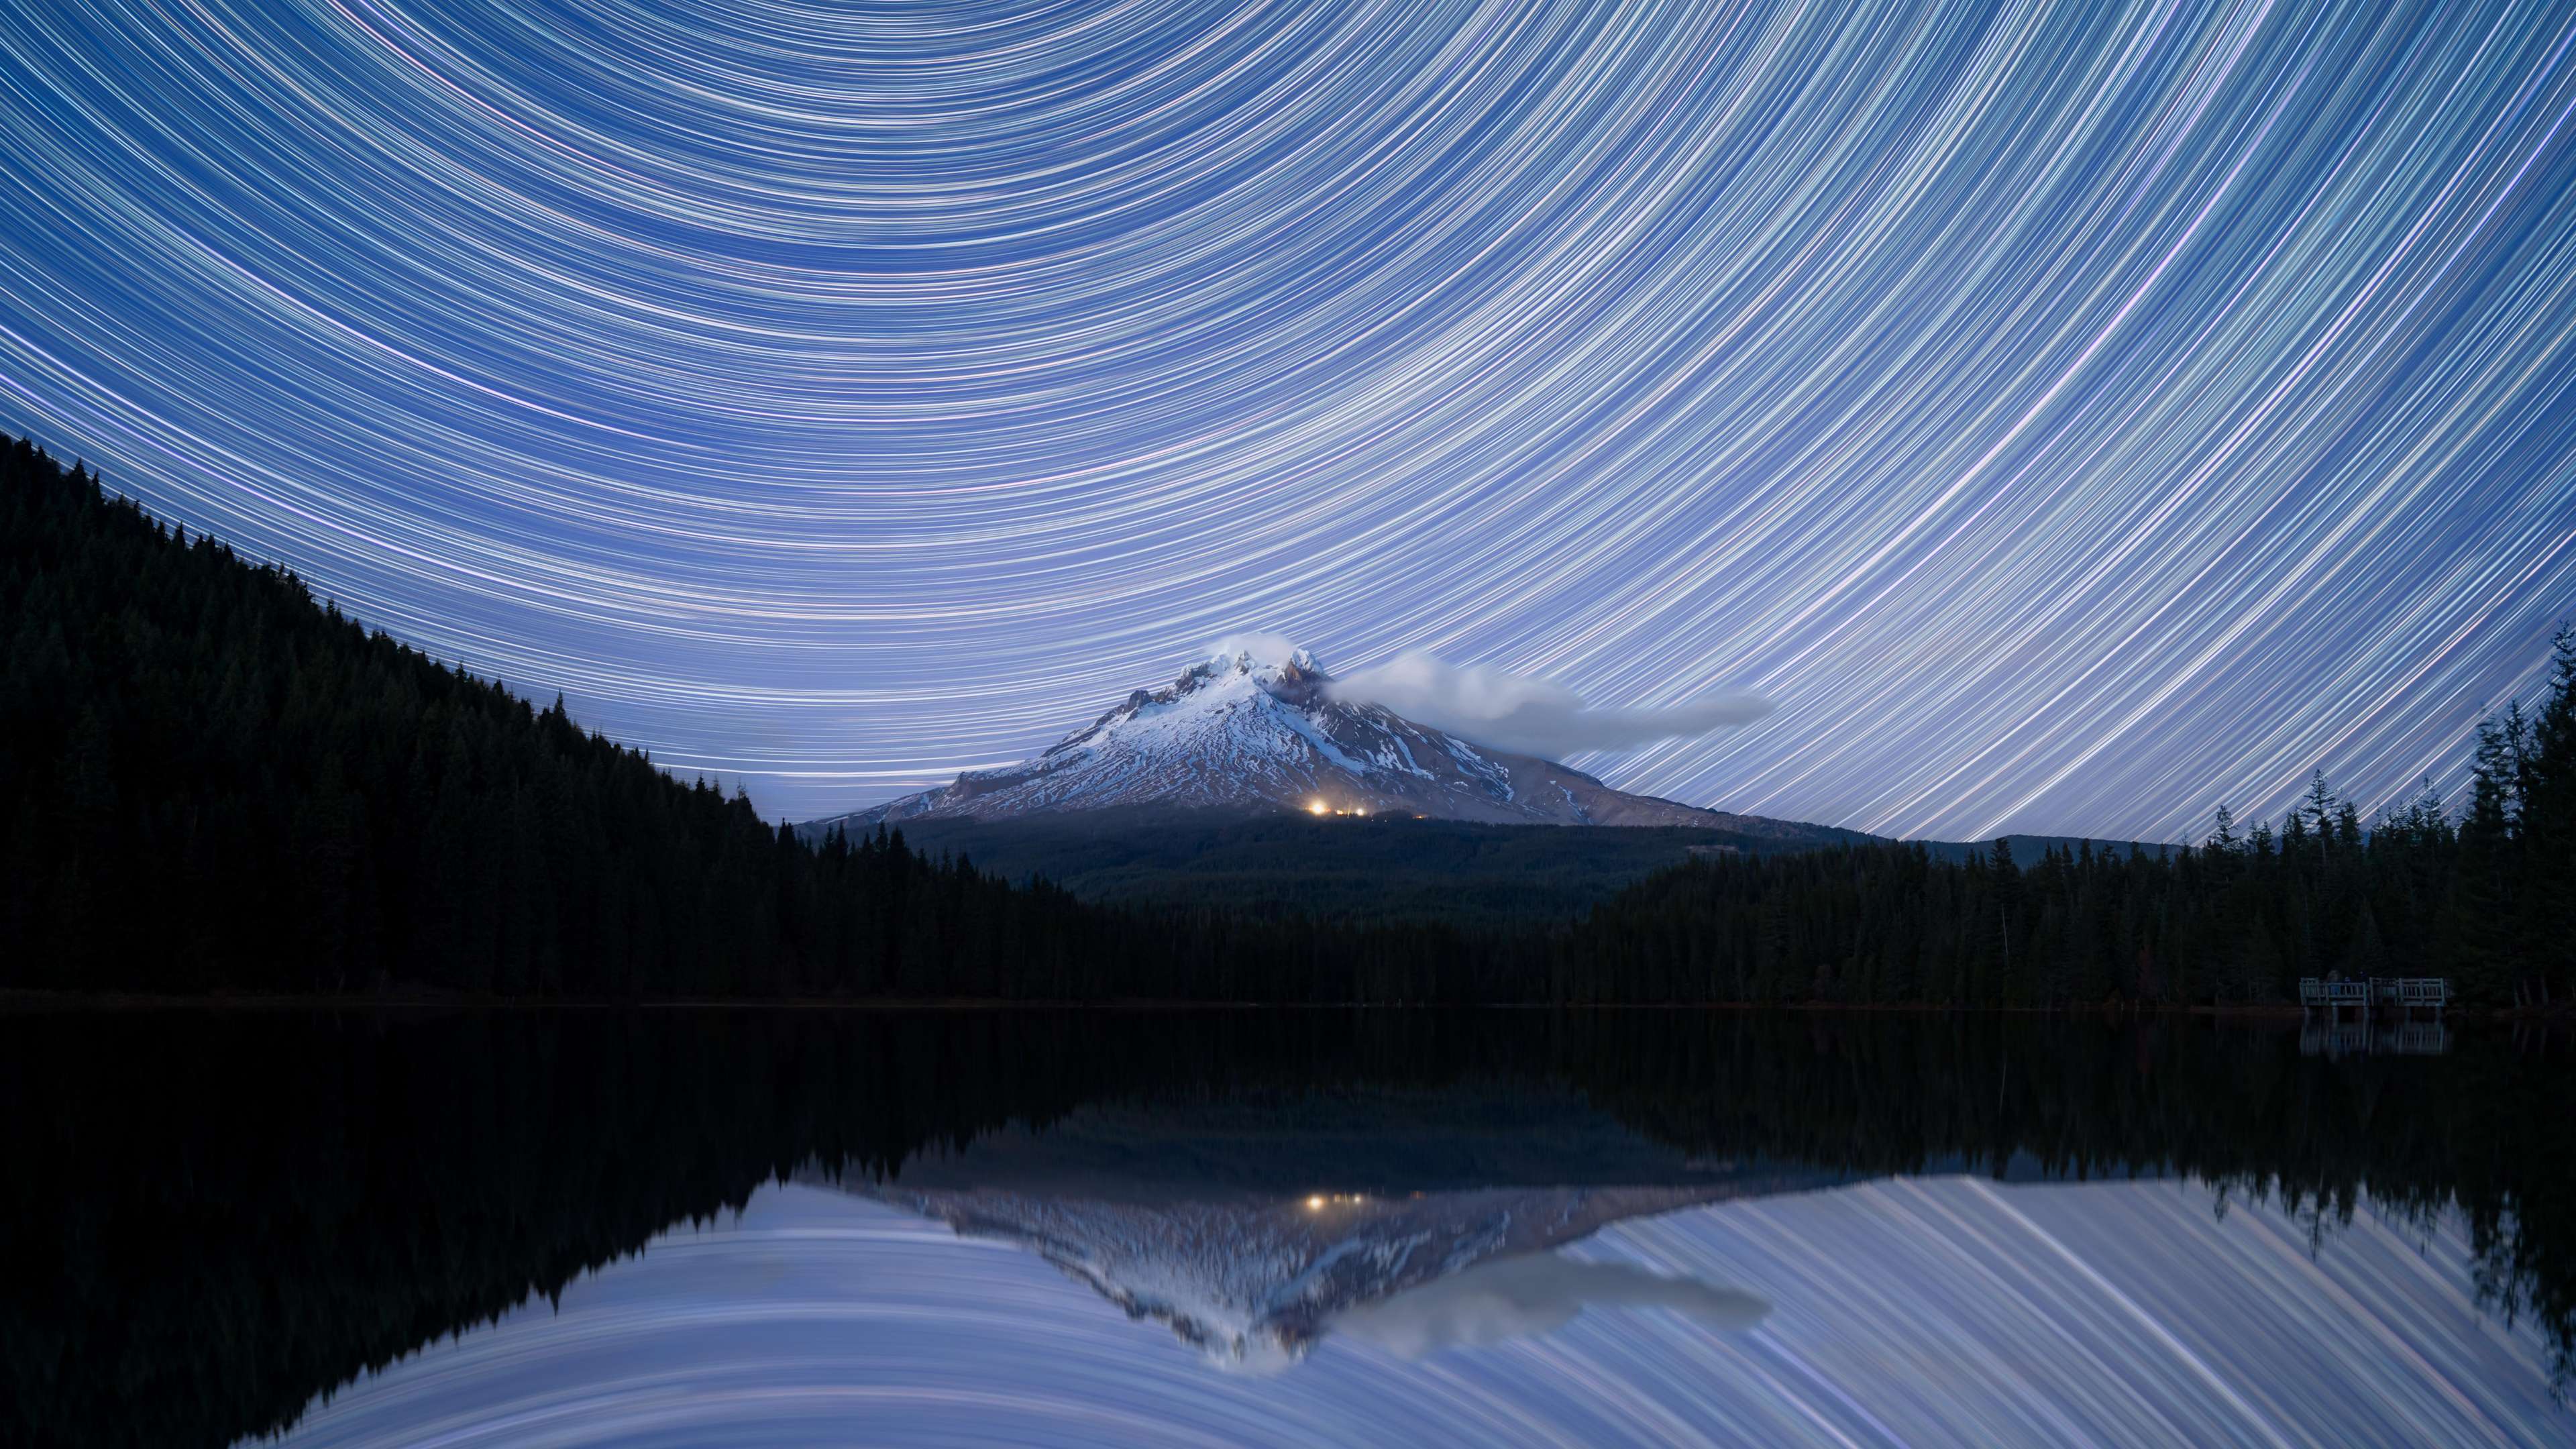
[{"x1": 2, "y1": 987, "x2": 2559, "y2": 1022}]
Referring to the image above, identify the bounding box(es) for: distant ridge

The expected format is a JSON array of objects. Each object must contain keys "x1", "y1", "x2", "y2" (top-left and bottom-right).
[{"x1": 1914, "y1": 835, "x2": 2175, "y2": 865}]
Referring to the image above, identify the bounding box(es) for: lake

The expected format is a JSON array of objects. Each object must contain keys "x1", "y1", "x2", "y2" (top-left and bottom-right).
[{"x1": 5, "y1": 1008, "x2": 2569, "y2": 1447}]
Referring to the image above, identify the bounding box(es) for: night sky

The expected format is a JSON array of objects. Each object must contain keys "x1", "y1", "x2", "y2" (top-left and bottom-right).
[{"x1": 4, "y1": 0, "x2": 2572, "y2": 836}]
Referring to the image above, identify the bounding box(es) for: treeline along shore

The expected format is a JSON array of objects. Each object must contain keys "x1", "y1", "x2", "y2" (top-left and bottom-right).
[{"x1": 4, "y1": 437, "x2": 2570, "y2": 1007}]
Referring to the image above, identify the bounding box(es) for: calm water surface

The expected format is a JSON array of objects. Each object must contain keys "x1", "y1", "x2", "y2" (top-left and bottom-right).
[{"x1": 5, "y1": 1010, "x2": 2569, "y2": 1447}]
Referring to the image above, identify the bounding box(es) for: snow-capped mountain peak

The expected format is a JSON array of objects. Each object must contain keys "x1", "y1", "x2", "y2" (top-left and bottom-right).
[
  {"x1": 811, "y1": 645, "x2": 1807, "y2": 833},
  {"x1": 795, "y1": 1088, "x2": 1812, "y2": 1372},
  {"x1": 1201, "y1": 634, "x2": 1319, "y2": 680}
]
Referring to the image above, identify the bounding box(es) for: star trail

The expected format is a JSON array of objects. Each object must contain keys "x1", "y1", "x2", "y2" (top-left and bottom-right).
[{"x1": 3, "y1": 0, "x2": 2572, "y2": 836}]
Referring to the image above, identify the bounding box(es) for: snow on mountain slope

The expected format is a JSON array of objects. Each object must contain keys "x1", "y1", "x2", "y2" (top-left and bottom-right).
[
  {"x1": 809, "y1": 643, "x2": 1815, "y2": 835},
  {"x1": 839, "y1": 1181, "x2": 1775, "y2": 1372}
]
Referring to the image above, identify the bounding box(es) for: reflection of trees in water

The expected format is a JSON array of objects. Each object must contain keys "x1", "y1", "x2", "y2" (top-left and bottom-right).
[
  {"x1": 1570, "y1": 1012, "x2": 2576, "y2": 1394},
  {"x1": 0, "y1": 1010, "x2": 2565, "y2": 1447}
]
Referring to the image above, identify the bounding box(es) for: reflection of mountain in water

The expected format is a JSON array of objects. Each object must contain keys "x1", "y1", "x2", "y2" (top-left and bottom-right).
[{"x1": 806, "y1": 1087, "x2": 1831, "y2": 1368}]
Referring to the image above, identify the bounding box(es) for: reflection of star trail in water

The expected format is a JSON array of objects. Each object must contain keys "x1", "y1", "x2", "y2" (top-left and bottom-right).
[
  {"x1": 5, "y1": 1, "x2": 2575, "y2": 836},
  {"x1": 271, "y1": 1179, "x2": 2564, "y2": 1448}
]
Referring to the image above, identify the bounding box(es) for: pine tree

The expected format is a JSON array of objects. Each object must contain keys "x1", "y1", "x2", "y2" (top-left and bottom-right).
[
  {"x1": 2303, "y1": 771, "x2": 2339, "y2": 859},
  {"x1": 2515, "y1": 629, "x2": 2576, "y2": 996}
]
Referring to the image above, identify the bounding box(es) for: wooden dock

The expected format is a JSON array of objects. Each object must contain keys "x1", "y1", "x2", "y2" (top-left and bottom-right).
[{"x1": 2297, "y1": 975, "x2": 2451, "y2": 1024}]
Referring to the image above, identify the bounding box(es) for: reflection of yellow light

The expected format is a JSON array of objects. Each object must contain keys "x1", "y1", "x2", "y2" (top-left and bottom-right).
[
  {"x1": 1305, "y1": 1194, "x2": 1326, "y2": 1210},
  {"x1": 1307, "y1": 799, "x2": 1328, "y2": 815}
]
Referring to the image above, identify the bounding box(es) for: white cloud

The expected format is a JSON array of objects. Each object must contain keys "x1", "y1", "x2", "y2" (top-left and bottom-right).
[
  {"x1": 1324, "y1": 650, "x2": 1772, "y2": 759},
  {"x1": 1333, "y1": 1251, "x2": 1770, "y2": 1358}
]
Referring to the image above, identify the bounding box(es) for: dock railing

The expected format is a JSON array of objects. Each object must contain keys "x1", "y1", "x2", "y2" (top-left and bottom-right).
[
  {"x1": 2303, "y1": 976, "x2": 2451, "y2": 1022},
  {"x1": 2298, "y1": 977, "x2": 2373, "y2": 1020},
  {"x1": 2392, "y1": 976, "x2": 2451, "y2": 1018}
]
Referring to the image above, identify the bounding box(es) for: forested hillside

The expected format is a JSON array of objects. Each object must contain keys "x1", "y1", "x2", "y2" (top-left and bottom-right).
[
  {"x1": 831, "y1": 808, "x2": 1858, "y2": 924},
  {"x1": 0, "y1": 437, "x2": 1142, "y2": 996},
  {"x1": 4, "y1": 437, "x2": 2567, "y2": 1006},
  {"x1": 1551, "y1": 643, "x2": 2573, "y2": 1008}
]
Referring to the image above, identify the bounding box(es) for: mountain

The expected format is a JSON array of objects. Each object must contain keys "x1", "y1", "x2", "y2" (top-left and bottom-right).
[
  {"x1": 802, "y1": 1086, "x2": 1819, "y2": 1371},
  {"x1": 808, "y1": 644, "x2": 1846, "y2": 841},
  {"x1": 846, "y1": 1178, "x2": 1778, "y2": 1371}
]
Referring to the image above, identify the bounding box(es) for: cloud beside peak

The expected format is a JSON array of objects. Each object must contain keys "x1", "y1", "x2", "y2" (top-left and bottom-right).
[
  {"x1": 1334, "y1": 1252, "x2": 1770, "y2": 1359},
  {"x1": 1324, "y1": 650, "x2": 1772, "y2": 759}
]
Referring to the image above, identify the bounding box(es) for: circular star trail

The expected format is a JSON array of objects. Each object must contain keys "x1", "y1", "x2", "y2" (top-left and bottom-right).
[{"x1": 3, "y1": 0, "x2": 2571, "y2": 836}]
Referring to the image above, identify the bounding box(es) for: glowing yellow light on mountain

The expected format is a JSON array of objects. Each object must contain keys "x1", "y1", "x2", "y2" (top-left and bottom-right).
[
  {"x1": 1307, "y1": 799, "x2": 1328, "y2": 814},
  {"x1": 1305, "y1": 1194, "x2": 1326, "y2": 1210}
]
